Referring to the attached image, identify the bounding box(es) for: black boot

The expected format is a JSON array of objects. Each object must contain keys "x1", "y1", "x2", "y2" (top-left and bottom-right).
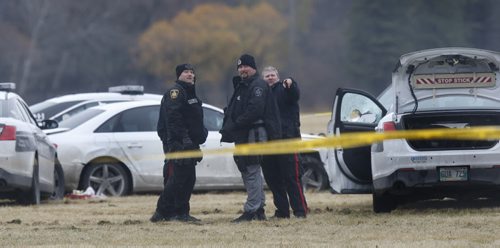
[
  {"x1": 270, "y1": 211, "x2": 290, "y2": 219},
  {"x1": 231, "y1": 211, "x2": 256, "y2": 223},
  {"x1": 150, "y1": 211, "x2": 174, "y2": 223},
  {"x1": 256, "y1": 208, "x2": 267, "y2": 220},
  {"x1": 175, "y1": 214, "x2": 201, "y2": 222}
]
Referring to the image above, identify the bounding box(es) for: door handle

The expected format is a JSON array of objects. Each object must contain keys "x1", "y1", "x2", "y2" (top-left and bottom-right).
[{"x1": 127, "y1": 143, "x2": 143, "y2": 149}]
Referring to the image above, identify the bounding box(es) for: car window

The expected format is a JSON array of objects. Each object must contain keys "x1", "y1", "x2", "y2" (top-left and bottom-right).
[
  {"x1": 97, "y1": 106, "x2": 160, "y2": 133},
  {"x1": 0, "y1": 100, "x2": 4, "y2": 117},
  {"x1": 203, "y1": 108, "x2": 223, "y2": 131},
  {"x1": 10, "y1": 99, "x2": 29, "y2": 122},
  {"x1": 58, "y1": 108, "x2": 105, "y2": 129},
  {"x1": 341, "y1": 92, "x2": 383, "y2": 124},
  {"x1": 95, "y1": 113, "x2": 120, "y2": 133},
  {"x1": 101, "y1": 100, "x2": 126, "y2": 104},
  {"x1": 18, "y1": 100, "x2": 38, "y2": 125},
  {"x1": 0, "y1": 98, "x2": 17, "y2": 118},
  {"x1": 54, "y1": 101, "x2": 99, "y2": 123},
  {"x1": 30, "y1": 100, "x2": 84, "y2": 120}
]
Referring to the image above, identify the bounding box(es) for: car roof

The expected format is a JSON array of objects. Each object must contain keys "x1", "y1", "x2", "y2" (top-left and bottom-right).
[
  {"x1": 32, "y1": 92, "x2": 162, "y2": 104},
  {"x1": 90, "y1": 100, "x2": 223, "y2": 113},
  {"x1": 0, "y1": 91, "x2": 20, "y2": 100},
  {"x1": 49, "y1": 100, "x2": 223, "y2": 134}
]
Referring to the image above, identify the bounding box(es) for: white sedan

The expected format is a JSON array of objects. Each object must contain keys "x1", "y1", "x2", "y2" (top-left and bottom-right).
[
  {"x1": 47, "y1": 101, "x2": 328, "y2": 196},
  {"x1": 0, "y1": 83, "x2": 65, "y2": 204}
]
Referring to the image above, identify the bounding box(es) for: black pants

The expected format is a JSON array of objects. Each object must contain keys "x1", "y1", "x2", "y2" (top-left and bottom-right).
[
  {"x1": 261, "y1": 153, "x2": 308, "y2": 217},
  {"x1": 156, "y1": 158, "x2": 197, "y2": 217}
]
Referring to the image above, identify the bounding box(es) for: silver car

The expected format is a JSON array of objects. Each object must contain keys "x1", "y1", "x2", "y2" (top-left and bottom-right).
[{"x1": 328, "y1": 47, "x2": 500, "y2": 212}]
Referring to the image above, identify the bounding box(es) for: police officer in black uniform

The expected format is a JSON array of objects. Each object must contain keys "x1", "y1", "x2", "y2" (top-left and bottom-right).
[
  {"x1": 150, "y1": 63, "x2": 208, "y2": 222},
  {"x1": 220, "y1": 54, "x2": 281, "y2": 222},
  {"x1": 261, "y1": 66, "x2": 308, "y2": 218}
]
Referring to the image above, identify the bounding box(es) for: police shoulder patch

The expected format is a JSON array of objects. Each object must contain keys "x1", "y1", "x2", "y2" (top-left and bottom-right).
[
  {"x1": 170, "y1": 89, "x2": 180, "y2": 99},
  {"x1": 254, "y1": 87, "x2": 263, "y2": 97}
]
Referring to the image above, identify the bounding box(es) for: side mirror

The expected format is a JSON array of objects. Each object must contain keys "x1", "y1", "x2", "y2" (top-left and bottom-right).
[{"x1": 39, "y1": 119, "x2": 59, "y2": 130}]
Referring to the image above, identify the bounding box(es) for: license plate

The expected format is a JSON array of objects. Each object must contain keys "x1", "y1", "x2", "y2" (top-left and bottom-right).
[{"x1": 438, "y1": 166, "x2": 469, "y2": 182}]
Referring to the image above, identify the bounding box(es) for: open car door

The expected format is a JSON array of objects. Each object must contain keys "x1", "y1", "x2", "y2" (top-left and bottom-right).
[{"x1": 327, "y1": 88, "x2": 387, "y2": 193}]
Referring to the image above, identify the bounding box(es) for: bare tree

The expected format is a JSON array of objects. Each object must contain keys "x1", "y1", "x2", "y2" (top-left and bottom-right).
[{"x1": 18, "y1": 0, "x2": 50, "y2": 95}]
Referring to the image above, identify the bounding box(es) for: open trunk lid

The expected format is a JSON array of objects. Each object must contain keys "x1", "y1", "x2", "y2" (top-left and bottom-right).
[{"x1": 393, "y1": 47, "x2": 500, "y2": 114}]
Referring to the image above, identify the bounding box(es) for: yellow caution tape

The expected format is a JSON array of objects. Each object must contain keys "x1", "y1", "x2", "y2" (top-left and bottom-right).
[{"x1": 165, "y1": 126, "x2": 500, "y2": 160}]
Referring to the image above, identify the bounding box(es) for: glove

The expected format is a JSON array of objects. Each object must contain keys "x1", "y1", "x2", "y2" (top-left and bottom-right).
[
  {"x1": 195, "y1": 155, "x2": 203, "y2": 163},
  {"x1": 220, "y1": 119, "x2": 236, "y2": 143}
]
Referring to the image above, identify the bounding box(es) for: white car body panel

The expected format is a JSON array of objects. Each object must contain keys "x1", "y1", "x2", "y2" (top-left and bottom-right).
[{"x1": 0, "y1": 91, "x2": 57, "y2": 197}]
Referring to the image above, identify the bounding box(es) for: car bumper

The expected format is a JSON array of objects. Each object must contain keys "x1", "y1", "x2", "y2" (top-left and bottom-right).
[
  {"x1": 373, "y1": 167, "x2": 500, "y2": 198},
  {"x1": 61, "y1": 161, "x2": 85, "y2": 191},
  {"x1": 0, "y1": 168, "x2": 31, "y2": 192}
]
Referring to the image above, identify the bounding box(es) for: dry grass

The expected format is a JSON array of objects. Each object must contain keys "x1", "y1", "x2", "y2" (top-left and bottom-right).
[
  {"x1": 2, "y1": 191, "x2": 500, "y2": 247},
  {"x1": 300, "y1": 112, "x2": 330, "y2": 136}
]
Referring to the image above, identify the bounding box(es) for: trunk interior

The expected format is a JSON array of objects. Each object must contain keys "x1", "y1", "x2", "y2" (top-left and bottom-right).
[{"x1": 401, "y1": 111, "x2": 500, "y2": 151}]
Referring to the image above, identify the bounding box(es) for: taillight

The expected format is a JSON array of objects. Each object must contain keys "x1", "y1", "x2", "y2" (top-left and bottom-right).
[
  {"x1": 0, "y1": 125, "x2": 16, "y2": 140},
  {"x1": 383, "y1": 121, "x2": 397, "y2": 132}
]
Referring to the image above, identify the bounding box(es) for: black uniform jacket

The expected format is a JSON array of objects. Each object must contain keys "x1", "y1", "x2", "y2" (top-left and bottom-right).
[
  {"x1": 157, "y1": 80, "x2": 208, "y2": 151},
  {"x1": 271, "y1": 78, "x2": 301, "y2": 139},
  {"x1": 220, "y1": 73, "x2": 281, "y2": 143}
]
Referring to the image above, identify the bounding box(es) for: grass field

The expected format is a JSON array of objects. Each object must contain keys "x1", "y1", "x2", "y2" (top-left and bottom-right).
[
  {"x1": 1, "y1": 191, "x2": 500, "y2": 247},
  {"x1": 3, "y1": 112, "x2": 500, "y2": 247},
  {"x1": 300, "y1": 112, "x2": 330, "y2": 135}
]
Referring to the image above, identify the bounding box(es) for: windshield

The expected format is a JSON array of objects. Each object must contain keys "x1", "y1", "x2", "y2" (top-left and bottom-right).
[
  {"x1": 399, "y1": 94, "x2": 500, "y2": 112},
  {"x1": 58, "y1": 108, "x2": 105, "y2": 129},
  {"x1": 30, "y1": 100, "x2": 84, "y2": 120}
]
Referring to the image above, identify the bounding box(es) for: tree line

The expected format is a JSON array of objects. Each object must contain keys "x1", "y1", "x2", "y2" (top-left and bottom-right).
[{"x1": 1, "y1": 0, "x2": 499, "y2": 110}]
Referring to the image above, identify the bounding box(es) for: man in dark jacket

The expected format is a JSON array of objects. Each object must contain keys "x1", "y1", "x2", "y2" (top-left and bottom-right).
[
  {"x1": 220, "y1": 54, "x2": 281, "y2": 222},
  {"x1": 151, "y1": 63, "x2": 208, "y2": 223},
  {"x1": 261, "y1": 66, "x2": 308, "y2": 218}
]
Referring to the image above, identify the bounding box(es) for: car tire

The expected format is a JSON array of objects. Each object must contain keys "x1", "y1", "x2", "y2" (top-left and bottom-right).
[
  {"x1": 49, "y1": 158, "x2": 65, "y2": 200},
  {"x1": 80, "y1": 162, "x2": 130, "y2": 196},
  {"x1": 301, "y1": 154, "x2": 328, "y2": 192},
  {"x1": 18, "y1": 157, "x2": 41, "y2": 205},
  {"x1": 372, "y1": 192, "x2": 396, "y2": 213}
]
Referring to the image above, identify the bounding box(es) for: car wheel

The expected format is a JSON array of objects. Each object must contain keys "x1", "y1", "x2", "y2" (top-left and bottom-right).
[
  {"x1": 301, "y1": 154, "x2": 328, "y2": 192},
  {"x1": 372, "y1": 192, "x2": 396, "y2": 213},
  {"x1": 18, "y1": 157, "x2": 41, "y2": 205},
  {"x1": 49, "y1": 158, "x2": 65, "y2": 200},
  {"x1": 80, "y1": 162, "x2": 130, "y2": 196}
]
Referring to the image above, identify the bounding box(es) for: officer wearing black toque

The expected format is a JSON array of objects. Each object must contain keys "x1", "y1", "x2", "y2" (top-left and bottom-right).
[
  {"x1": 151, "y1": 63, "x2": 208, "y2": 223},
  {"x1": 220, "y1": 54, "x2": 281, "y2": 222}
]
